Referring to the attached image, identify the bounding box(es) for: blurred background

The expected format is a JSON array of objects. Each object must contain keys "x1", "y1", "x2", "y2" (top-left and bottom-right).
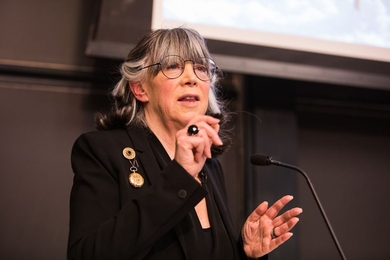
[{"x1": 0, "y1": 0, "x2": 389, "y2": 259}]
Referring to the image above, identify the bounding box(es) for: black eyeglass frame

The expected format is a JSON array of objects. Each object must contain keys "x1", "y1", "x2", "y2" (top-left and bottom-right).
[{"x1": 138, "y1": 55, "x2": 219, "y2": 81}]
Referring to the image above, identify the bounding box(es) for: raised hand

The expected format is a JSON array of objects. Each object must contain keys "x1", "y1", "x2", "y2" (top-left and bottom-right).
[
  {"x1": 174, "y1": 115, "x2": 222, "y2": 178},
  {"x1": 241, "y1": 195, "x2": 303, "y2": 258}
]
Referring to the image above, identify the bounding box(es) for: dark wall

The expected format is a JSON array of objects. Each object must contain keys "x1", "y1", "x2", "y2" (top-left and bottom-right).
[
  {"x1": 0, "y1": 1, "x2": 112, "y2": 259},
  {"x1": 244, "y1": 77, "x2": 390, "y2": 259},
  {"x1": 0, "y1": 1, "x2": 95, "y2": 67},
  {"x1": 298, "y1": 112, "x2": 390, "y2": 260},
  {"x1": 0, "y1": 82, "x2": 109, "y2": 259}
]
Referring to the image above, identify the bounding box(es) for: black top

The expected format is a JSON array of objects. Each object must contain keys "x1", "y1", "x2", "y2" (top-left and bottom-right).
[{"x1": 148, "y1": 132, "x2": 235, "y2": 259}]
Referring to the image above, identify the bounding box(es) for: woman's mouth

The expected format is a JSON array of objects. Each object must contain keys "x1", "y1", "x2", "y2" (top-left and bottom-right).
[{"x1": 178, "y1": 95, "x2": 199, "y2": 102}]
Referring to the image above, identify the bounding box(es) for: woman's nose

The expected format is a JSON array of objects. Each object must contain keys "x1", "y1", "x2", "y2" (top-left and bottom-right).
[{"x1": 181, "y1": 63, "x2": 198, "y2": 82}]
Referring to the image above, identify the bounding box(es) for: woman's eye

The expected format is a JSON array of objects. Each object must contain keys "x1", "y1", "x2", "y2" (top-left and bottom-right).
[
  {"x1": 195, "y1": 65, "x2": 208, "y2": 73},
  {"x1": 166, "y1": 63, "x2": 181, "y2": 70}
]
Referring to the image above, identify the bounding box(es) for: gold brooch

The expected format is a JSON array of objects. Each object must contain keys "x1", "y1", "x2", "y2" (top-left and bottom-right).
[{"x1": 122, "y1": 147, "x2": 144, "y2": 188}]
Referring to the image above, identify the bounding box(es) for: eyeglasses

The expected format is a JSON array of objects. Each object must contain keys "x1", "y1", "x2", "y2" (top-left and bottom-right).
[{"x1": 139, "y1": 55, "x2": 218, "y2": 81}]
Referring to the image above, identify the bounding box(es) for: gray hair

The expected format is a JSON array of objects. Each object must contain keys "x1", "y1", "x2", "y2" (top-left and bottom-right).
[{"x1": 95, "y1": 28, "x2": 232, "y2": 154}]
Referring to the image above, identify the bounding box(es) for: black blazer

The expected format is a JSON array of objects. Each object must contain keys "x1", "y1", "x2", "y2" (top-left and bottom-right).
[{"x1": 67, "y1": 126, "x2": 259, "y2": 259}]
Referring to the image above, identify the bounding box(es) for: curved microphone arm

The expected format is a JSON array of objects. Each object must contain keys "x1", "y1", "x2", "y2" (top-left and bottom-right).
[{"x1": 251, "y1": 154, "x2": 347, "y2": 260}]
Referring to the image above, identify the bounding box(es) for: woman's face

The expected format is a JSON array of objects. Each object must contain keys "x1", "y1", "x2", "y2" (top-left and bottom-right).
[{"x1": 141, "y1": 60, "x2": 210, "y2": 129}]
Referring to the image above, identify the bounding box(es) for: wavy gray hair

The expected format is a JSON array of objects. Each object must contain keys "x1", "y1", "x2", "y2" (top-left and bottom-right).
[{"x1": 95, "y1": 27, "x2": 232, "y2": 154}]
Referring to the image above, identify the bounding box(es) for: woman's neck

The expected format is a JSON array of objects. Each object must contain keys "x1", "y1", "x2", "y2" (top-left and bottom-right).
[{"x1": 145, "y1": 117, "x2": 179, "y2": 160}]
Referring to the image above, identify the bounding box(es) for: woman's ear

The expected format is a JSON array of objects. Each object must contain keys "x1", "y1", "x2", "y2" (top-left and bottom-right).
[{"x1": 129, "y1": 82, "x2": 149, "y2": 102}]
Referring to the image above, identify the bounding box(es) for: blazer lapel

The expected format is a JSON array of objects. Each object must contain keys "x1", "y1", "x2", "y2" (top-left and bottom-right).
[
  {"x1": 125, "y1": 125, "x2": 190, "y2": 259},
  {"x1": 125, "y1": 126, "x2": 161, "y2": 185}
]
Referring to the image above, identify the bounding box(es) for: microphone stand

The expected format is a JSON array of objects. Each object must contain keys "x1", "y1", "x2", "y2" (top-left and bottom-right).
[{"x1": 269, "y1": 157, "x2": 347, "y2": 260}]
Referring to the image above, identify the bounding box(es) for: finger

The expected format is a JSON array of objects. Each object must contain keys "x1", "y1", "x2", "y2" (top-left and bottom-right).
[
  {"x1": 266, "y1": 195, "x2": 294, "y2": 219},
  {"x1": 188, "y1": 116, "x2": 222, "y2": 145},
  {"x1": 212, "y1": 121, "x2": 220, "y2": 133},
  {"x1": 193, "y1": 129, "x2": 212, "y2": 158},
  {"x1": 191, "y1": 137, "x2": 205, "y2": 163},
  {"x1": 195, "y1": 121, "x2": 222, "y2": 146},
  {"x1": 246, "y1": 201, "x2": 269, "y2": 222},
  {"x1": 188, "y1": 115, "x2": 220, "y2": 130},
  {"x1": 174, "y1": 131, "x2": 206, "y2": 169},
  {"x1": 181, "y1": 126, "x2": 212, "y2": 159},
  {"x1": 176, "y1": 126, "x2": 212, "y2": 164},
  {"x1": 273, "y1": 217, "x2": 300, "y2": 238},
  {"x1": 272, "y1": 207, "x2": 303, "y2": 227},
  {"x1": 197, "y1": 114, "x2": 221, "y2": 125},
  {"x1": 270, "y1": 232, "x2": 294, "y2": 250}
]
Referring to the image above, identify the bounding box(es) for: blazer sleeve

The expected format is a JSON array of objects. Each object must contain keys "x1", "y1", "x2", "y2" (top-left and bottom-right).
[{"x1": 67, "y1": 132, "x2": 207, "y2": 260}]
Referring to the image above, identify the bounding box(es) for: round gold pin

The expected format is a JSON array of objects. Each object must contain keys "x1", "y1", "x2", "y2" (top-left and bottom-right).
[
  {"x1": 123, "y1": 147, "x2": 136, "y2": 160},
  {"x1": 129, "y1": 172, "x2": 144, "y2": 188}
]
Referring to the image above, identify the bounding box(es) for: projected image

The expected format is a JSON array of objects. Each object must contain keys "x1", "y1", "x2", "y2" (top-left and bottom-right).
[
  {"x1": 151, "y1": 0, "x2": 390, "y2": 63},
  {"x1": 160, "y1": 0, "x2": 390, "y2": 49}
]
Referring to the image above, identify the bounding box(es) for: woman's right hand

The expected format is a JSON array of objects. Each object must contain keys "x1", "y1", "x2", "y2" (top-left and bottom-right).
[{"x1": 174, "y1": 115, "x2": 223, "y2": 178}]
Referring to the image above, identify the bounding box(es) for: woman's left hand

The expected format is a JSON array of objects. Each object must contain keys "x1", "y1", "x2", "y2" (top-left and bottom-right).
[{"x1": 241, "y1": 195, "x2": 303, "y2": 258}]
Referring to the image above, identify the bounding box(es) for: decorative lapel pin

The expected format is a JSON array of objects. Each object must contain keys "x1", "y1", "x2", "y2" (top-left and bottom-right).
[
  {"x1": 123, "y1": 147, "x2": 136, "y2": 160},
  {"x1": 122, "y1": 147, "x2": 144, "y2": 188}
]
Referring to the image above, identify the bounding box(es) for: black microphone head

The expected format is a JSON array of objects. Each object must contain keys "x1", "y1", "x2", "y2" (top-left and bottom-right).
[{"x1": 250, "y1": 154, "x2": 272, "y2": 166}]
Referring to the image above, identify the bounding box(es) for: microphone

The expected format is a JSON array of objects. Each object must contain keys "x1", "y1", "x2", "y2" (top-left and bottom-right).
[{"x1": 250, "y1": 154, "x2": 347, "y2": 260}]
